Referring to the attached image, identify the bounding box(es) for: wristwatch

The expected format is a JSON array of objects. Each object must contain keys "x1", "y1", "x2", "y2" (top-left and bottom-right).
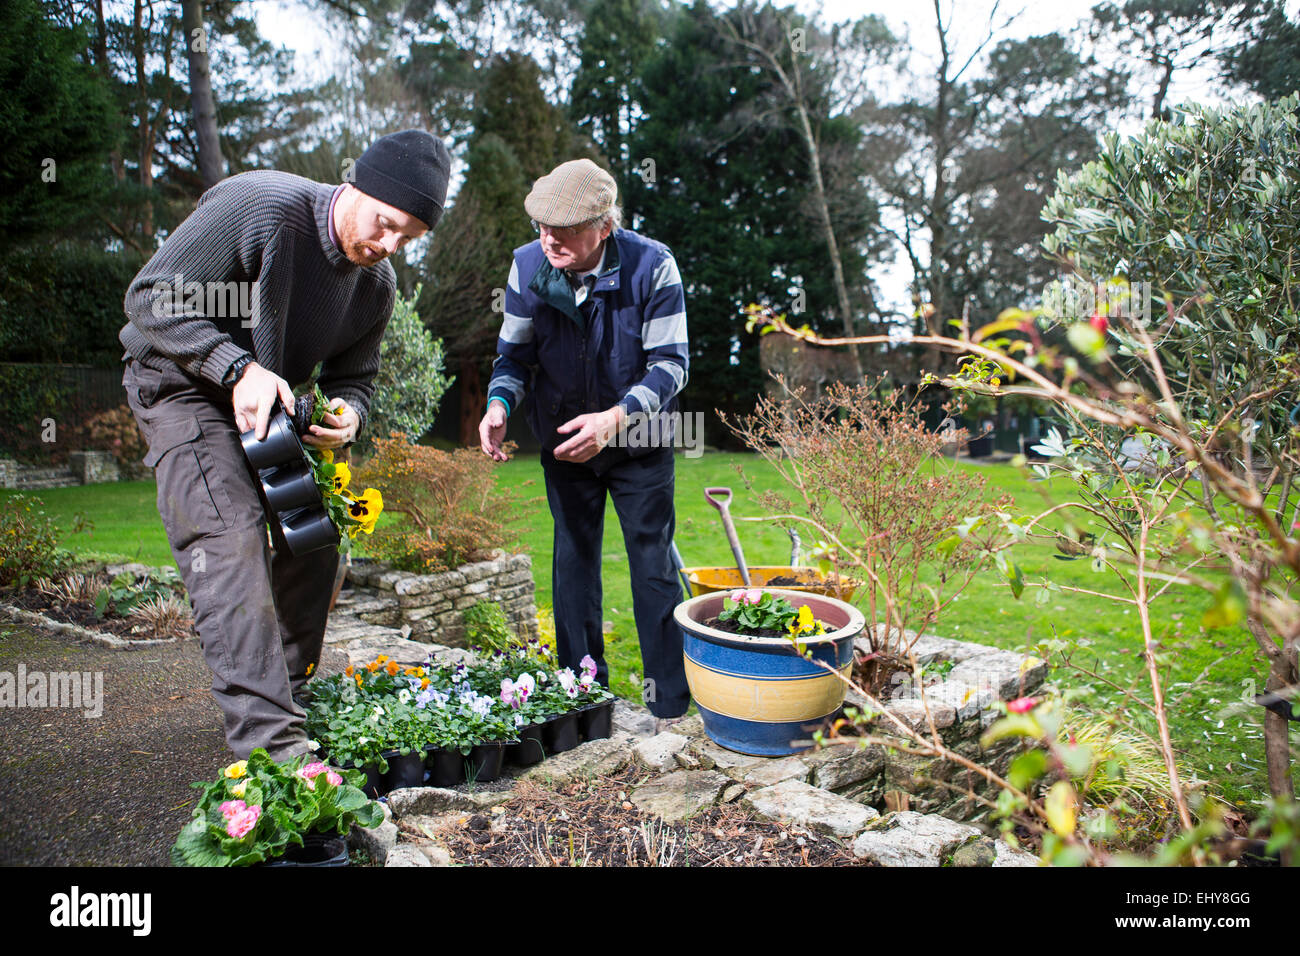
[{"x1": 223, "y1": 355, "x2": 255, "y2": 388}]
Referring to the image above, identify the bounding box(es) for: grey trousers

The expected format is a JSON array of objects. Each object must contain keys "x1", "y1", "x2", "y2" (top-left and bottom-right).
[{"x1": 122, "y1": 358, "x2": 339, "y2": 760}]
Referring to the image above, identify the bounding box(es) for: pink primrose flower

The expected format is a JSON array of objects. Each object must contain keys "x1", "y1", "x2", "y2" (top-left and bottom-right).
[
  {"x1": 1006, "y1": 697, "x2": 1038, "y2": 714},
  {"x1": 219, "y1": 799, "x2": 246, "y2": 820},
  {"x1": 225, "y1": 805, "x2": 261, "y2": 840}
]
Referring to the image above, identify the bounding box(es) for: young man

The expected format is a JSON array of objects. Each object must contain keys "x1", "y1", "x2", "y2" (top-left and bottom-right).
[
  {"x1": 120, "y1": 129, "x2": 451, "y2": 760},
  {"x1": 478, "y1": 159, "x2": 691, "y2": 729}
]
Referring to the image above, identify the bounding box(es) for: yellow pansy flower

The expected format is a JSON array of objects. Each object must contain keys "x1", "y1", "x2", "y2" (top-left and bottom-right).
[
  {"x1": 331, "y1": 462, "x2": 352, "y2": 495},
  {"x1": 345, "y1": 489, "x2": 383, "y2": 535},
  {"x1": 789, "y1": 605, "x2": 817, "y2": 637}
]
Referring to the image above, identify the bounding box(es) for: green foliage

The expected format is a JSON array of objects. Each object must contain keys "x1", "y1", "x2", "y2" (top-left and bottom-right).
[
  {"x1": 358, "y1": 286, "x2": 453, "y2": 453},
  {"x1": 716, "y1": 590, "x2": 820, "y2": 637},
  {"x1": 0, "y1": 0, "x2": 119, "y2": 247},
  {"x1": 0, "y1": 242, "x2": 145, "y2": 366},
  {"x1": 1043, "y1": 96, "x2": 1300, "y2": 451},
  {"x1": 0, "y1": 494, "x2": 73, "y2": 588},
  {"x1": 627, "y1": 0, "x2": 883, "y2": 443},
  {"x1": 170, "y1": 749, "x2": 382, "y2": 867},
  {"x1": 92, "y1": 566, "x2": 184, "y2": 620},
  {"x1": 463, "y1": 601, "x2": 515, "y2": 654}
]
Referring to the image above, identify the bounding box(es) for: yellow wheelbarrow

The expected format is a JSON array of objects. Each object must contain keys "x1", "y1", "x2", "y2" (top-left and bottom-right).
[{"x1": 670, "y1": 487, "x2": 860, "y2": 602}]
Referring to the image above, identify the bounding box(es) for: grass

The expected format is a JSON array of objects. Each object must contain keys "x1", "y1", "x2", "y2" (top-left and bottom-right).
[{"x1": 4, "y1": 451, "x2": 1293, "y2": 810}]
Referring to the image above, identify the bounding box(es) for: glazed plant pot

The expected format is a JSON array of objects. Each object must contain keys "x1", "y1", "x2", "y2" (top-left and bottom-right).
[
  {"x1": 578, "y1": 699, "x2": 615, "y2": 742},
  {"x1": 380, "y1": 749, "x2": 427, "y2": 791},
  {"x1": 465, "y1": 741, "x2": 505, "y2": 783},
  {"x1": 674, "y1": 588, "x2": 864, "y2": 757},
  {"x1": 506, "y1": 723, "x2": 547, "y2": 767},
  {"x1": 263, "y1": 833, "x2": 349, "y2": 868},
  {"x1": 542, "y1": 711, "x2": 580, "y2": 754},
  {"x1": 261, "y1": 462, "x2": 321, "y2": 513},
  {"x1": 425, "y1": 747, "x2": 464, "y2": 788},
  {"x1": 240, "y1": 404, "x2": 305, "y2": 470},
  {"x1": 279, "y1": 506, "x2": 339, "y2": 557}
]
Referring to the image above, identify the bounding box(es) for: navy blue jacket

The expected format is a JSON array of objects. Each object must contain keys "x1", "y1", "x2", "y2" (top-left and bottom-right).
[{"x1": 487, "y1": 228, "x2": 689, "y2": 459}]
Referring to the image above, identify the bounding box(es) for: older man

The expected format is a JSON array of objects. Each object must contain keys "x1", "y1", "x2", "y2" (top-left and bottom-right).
[
  {"x1": 478, "y1": 159, "x2": 691, "y2": 728},
  {"x1": 120, "y1": 129, "x2": 451, "y2": 760}
]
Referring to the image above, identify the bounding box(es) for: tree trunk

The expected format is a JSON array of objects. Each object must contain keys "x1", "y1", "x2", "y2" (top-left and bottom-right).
[
  {"x1": 181, "y1": 0, "x2": 225, "y2": 190},
  {"x1": 133, "y1": 0, "x2": 154, "y2": 240},
  {"x1": 458, "y1": 358, "x2": 484, "y2": 448}
]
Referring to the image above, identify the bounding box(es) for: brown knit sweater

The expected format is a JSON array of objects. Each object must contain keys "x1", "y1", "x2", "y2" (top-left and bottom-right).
[{"x1": 120, "y1": 170, "x2": 396, "y2": 431}]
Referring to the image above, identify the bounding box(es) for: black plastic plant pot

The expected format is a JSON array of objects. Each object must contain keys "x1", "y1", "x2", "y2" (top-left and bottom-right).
[
  {"x1": 240, "y1": 404, "x2": 305, "y2": 470},
  {"x1": 261, "y1": 463, "x2": 321, "y2": 513},
  {"x1": 578, "y1": 699, "x2": 615, "y2": 742},
  {"x1": 425, "y1": 747, "x2": 464, "y2": 787},
  {"x1": 279, "y1": 506, "x2": 339, "y2": 557},
  {"x1": 542, "y1": 711, "x2": 580, "y2": 754},
  {"x1": 506, "y1": 724, "x2": 546, "y2": 767},
  {"x1": 341, "y1": 761, "x2": 384, "y2": 799},
  {"x1": 380, "y1": 749, "x2": 427, "y2": 791},
  {"x1": 465, "y1": 741, "x2": 505, "y2": 783},
  {"x1": 263, "y1": 833, "x2": 349, "y2": 868}
]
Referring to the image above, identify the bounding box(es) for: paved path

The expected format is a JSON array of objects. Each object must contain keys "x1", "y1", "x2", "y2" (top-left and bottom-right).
[{"x1": 1, "y1": 621, "x2": 233, "y2": 865}]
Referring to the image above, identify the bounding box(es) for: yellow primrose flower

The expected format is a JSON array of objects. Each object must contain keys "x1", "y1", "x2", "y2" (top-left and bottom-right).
[
  {"x1": 230, "y1": 780, "x2": 247, "y2": 798},
  {"x1": 224, "y1": 760, "x2": 248, "y2": 779},
  {"x1": 331, "y1": 462, "x2": 352, "y2": 495}
]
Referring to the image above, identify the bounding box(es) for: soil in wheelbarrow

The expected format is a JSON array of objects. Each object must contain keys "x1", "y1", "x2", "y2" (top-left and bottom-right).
[{"x1": 765, "y1": 575, "x2": 822, "y2": 588}]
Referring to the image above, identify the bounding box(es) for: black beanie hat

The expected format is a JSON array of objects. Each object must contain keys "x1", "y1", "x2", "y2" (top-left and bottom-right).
[{"x1": 354, "y1": 129, "x2": 452, "y2": 229}]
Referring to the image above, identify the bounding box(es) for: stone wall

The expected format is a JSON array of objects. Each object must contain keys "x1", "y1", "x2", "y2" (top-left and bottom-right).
[
  {"x1": 832, "y1": 628, "x2": 1047, "y2": 822},
  {"x1": 345, "y1": 551, "x2": 537, "y2": 648}
]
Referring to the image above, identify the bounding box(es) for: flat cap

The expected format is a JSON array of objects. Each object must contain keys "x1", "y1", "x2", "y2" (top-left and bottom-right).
[{"x1": 524, "y1": 159, "x2": 617, "y2": 228}]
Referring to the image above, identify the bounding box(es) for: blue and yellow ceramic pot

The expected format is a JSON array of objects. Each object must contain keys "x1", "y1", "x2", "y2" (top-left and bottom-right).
[{"x1": 675, "y1": 589, "x2": 864, "y2": 756}]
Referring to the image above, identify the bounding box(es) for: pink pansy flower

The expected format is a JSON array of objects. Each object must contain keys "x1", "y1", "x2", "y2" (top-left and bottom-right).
[
  {"x1": 225, "y1": 805, "x2": 261, "y2": 840},
  {"x1": 580, "y1": 655, "x2": 598, "y2": 681},
  {"x1": 1006, "y1": 696, "x2": 1038, "y2": 714},
  {"x1": 500, "y1": 678, "x2": 516, "y2": 707},
  {"x1": 557, "y1": 668, "x2": 578, "y2": 698}
]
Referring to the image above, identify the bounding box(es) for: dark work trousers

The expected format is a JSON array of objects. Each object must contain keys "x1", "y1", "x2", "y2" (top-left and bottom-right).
[
  {"x1": 541, "y1": 445, "x2": 690, "y2": 718},
  {"x1": 122, "y1": 358, "x2": 338, "y2": 760}
]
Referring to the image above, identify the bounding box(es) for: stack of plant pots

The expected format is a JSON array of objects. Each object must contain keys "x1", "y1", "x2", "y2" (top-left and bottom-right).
[{"x1": 239, "y1": 401, "x2": 338, "y2": 556}]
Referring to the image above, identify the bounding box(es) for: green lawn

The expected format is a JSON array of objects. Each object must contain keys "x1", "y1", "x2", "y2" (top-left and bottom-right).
[{"x1": 5, "y1": 452, "x2": 1291, "y2": 809}]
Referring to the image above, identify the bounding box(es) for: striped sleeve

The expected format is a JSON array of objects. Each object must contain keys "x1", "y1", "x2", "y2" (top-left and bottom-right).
[
  {"x1": 486, "y1": 258, "x2": 533, "y2": 415},
  {"x1": 620, "y1": 252, "x2": 689, "y2": 418}
]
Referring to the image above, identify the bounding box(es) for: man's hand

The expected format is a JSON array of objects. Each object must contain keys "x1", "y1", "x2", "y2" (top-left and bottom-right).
[
  {"x1": 233, "y1": 363, "x2": 296, "y2": 439},
  {"x1": 479, "y1": 401, "x2": 509, "y2": 461},
  {"x1": 554, "y1": 406, "x2": 625, "y2": 463},
  {"x1": 303, "y1": 398, "x2": 360, "y2": 449}
]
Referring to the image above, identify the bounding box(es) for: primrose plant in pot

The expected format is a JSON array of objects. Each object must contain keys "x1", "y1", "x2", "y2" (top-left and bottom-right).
[{"x1": 674, "y1": 587, "x2": 864, "y2": 756}]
